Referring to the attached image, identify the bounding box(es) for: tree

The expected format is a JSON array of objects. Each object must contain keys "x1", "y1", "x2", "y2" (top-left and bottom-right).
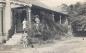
[{"x1": 66, "y1": 2, "x2": 86, "y2": 36}]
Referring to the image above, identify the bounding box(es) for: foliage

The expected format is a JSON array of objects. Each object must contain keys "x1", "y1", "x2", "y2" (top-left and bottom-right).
[
  {"x1": 67, "y1": 2, "x2": 86, "y2": 23},
  {"x1": 27, "y1": 16, "x2": 68, "y2": 45},
  {"x1": 61, "y1": 2, "x2": 86, "y2": 36}
]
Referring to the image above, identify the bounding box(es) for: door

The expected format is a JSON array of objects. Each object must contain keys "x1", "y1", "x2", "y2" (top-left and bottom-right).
[{"x1": 12, "y1": 7, "x2": 27, "y2": 33}]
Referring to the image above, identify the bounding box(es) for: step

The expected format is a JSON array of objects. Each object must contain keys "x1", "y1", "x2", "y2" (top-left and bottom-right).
[{"x1": 5, "y1": 33, "x2": 24, "y2": 45}]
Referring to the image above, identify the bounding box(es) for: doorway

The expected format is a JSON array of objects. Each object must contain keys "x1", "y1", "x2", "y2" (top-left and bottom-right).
[{"x1": 12, "y1": 7, "x2": 27, "y2": 33}]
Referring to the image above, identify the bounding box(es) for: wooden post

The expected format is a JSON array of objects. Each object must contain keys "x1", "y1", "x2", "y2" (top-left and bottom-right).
[
  {"x1": 65, "y1": 18, "x2": 68, "y2": 25},
  {"x1": 68, "y1": 22, "x2": 73, "y2": 37},
  {"x1": 27, "y1": 4, "x2": 32, "y2": 29},
  {"x1": 60, "y1": 15, "x2": 62, "y2": 24},
  {"x1": 52, "y1": 13, "x2": 55, "y2": 21},
  {"x1": 28, "y1": 8, "x2": 31, "y2": 29}
]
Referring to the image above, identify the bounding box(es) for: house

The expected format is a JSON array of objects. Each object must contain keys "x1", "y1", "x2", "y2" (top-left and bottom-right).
[{"x1": 0, "y1": 0, "x2": 68, "y2": 44}]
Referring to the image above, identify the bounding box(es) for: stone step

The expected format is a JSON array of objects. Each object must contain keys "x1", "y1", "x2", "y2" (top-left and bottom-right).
[{"x1": 5, "y1": 33, "x2": 23, "y2": 45}]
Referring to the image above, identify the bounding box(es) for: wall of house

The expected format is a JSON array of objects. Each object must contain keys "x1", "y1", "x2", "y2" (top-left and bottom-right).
[{"x1": 0, "y1": 0, "x2": 32, "y2": 43}]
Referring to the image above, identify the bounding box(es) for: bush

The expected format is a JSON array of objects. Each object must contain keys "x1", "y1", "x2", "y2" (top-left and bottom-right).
[{"x1": 27, "y1": 20, "x2": 68, "y2": 45}]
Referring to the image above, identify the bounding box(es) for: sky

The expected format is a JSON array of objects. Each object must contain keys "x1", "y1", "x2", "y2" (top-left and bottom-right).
[{"x1": 39, "y1": 0, "x2": 86, "y2": 7}]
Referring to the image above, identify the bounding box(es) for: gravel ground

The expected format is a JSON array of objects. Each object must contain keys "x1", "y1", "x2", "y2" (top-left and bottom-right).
[{"x1": 0, "y1": 37, "x2": 86, "y2": 53}]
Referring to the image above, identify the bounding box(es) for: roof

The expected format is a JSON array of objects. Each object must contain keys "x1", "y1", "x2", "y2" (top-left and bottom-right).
[
  {"x1": 29, "y1": 0, "x2": 68, "y2": 14},
  {"x1": 12, "y1": 0, "x2": 68, "y2": 15}
]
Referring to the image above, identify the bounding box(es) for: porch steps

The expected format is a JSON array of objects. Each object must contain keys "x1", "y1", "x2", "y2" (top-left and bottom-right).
[{"x1": 5, "y1": 33, "x2": 23, "y2": 45}]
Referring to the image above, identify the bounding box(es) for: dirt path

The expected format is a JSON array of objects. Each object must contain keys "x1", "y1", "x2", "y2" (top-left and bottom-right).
[{"x1": 1, "y1": 37, "x2": 86, "y2": 53}]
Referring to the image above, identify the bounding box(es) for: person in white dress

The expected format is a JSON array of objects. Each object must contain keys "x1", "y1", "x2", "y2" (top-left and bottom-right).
[
  {"x1": 22, "y1": 19, "x2": 27, "y2": 33},
  {"x1": 22, "y1": 19, "x2": 28, "y2": 47}
]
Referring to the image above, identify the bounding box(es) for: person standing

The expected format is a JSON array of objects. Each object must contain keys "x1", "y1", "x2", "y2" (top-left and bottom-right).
[
  {"x1": 22, "y1": 19, "x2": 27, "y2": 33},
  {"x1": 22, "y1": 19, "x2": 28, "y2": 47},
  {"x1": 35, "y1": 15, "x2": 40, "y2": 30}
]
